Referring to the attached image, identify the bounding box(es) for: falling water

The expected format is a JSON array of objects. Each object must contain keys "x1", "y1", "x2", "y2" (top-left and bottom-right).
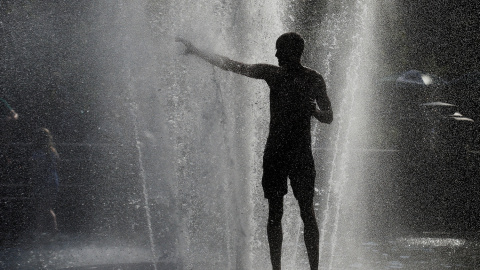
[
  {"x1": 103, "y1": 0, "x2": 285, "y2": 269},
  {"x1": 314, "y1": 1, "x2": 378, "y2": 269},
  {"x1": 129, "y1": 100, "x2": 158, "y2": 270},
  {"x1": 95, "y1": 0, "x2": 377, "y2": 269}
]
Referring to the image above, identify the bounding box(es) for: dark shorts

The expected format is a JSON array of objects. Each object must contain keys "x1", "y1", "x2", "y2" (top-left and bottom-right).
[{"x1": 262, "y1": 147, "x2": 316, "y2": 200}]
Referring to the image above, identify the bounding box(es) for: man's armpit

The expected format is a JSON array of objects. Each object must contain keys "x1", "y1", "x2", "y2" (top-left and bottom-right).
[{"x1": 245, "y1": 64, "x2": 277, "y2": 79}]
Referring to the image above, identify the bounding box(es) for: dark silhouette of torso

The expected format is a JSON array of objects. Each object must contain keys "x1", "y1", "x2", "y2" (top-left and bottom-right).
[{"x1": 264, "y1": 66, "x2": 326, "y2": 152}]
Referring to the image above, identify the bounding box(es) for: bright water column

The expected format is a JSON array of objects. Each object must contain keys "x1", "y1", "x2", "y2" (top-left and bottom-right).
[{"x1": 100, "y1": 0, "x2": 378, "y2": 269}]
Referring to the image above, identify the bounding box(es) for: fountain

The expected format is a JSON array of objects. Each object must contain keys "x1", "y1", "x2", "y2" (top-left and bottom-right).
[
  {"x1": 306, "y1": 1, "x2": 380, "y2": 269},
  {"x1": 1, "y1": 0, "x2": 384, "y2": 269},
  {"x1": 116, "y1": 0, "x2": 380, "y2": 268},
  {"x1": 110, "y1": 1, "x2": 285, "y2": 269}
]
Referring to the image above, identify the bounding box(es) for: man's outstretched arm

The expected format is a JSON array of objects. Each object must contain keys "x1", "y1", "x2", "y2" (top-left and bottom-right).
[{"x1": 176, "y1": 37, "x2": 272, "y2": 79}]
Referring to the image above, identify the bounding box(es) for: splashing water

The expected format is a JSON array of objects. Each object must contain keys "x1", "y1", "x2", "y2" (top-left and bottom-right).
[
  {"x1": 107, "y1": 0, "x2": 285, "y2": 269},
  {"x1": 130, "y1": 100, "x2": 158, "y2": 270},
  {"x1": 315, "y1": 1, "x2": 378, "y2": 269},
  {"x1": 93, "y1": 0, "x2": 377, "y2": 269}
]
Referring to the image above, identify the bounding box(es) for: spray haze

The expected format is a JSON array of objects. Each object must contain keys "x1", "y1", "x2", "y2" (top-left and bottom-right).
[
  {"x1": 1, "y1": 0, "x2": 382, "y2": 269},
  {"x1": 92, "y1": 0, "x2": 378, "y2": 268}
]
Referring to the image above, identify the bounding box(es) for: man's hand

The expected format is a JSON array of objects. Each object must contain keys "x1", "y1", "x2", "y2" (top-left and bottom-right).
[
  {"x1": 315, "y1": 109, "x2": 333, "y2": 124},
  {"x1": 175, "y1": 37, "x2": 196, "y2": 55},
  {"x1": 311, "y1": 99, "x2": 333, "y2": 124}
]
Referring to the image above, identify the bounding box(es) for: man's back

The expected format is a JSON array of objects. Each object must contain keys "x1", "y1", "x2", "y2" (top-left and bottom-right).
[{"x1": 258, "y1": 65, "x2": 327, "y2": 150}]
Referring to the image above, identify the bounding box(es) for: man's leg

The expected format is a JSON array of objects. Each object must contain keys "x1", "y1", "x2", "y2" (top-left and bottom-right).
[
  {"x1": 267, "y1": 197, "x2": 284, "y2": 270},
  {"x1": 299, "y1": 197, "x2": 319, "y2": 270}
]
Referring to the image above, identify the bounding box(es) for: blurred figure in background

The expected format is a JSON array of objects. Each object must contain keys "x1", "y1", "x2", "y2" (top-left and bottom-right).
[
  {"x1": 1, "y1": 97, "x2": 19, "y2": 122},
  {"x1": 1, "y1": 97, "x2": 19, "y2": 149},
  {"x1": 30, "y1": 128, "x2": 60, "y2": 235},
  {"x1": 1, "y1": 98, "x2": 19, "y2": 182}
]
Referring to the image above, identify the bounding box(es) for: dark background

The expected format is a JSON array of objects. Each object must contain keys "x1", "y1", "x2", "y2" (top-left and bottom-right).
[
  {"x1": 1, "y1": 1, "x2": 101, "y2": 142},
  {"x1": 1, "y1": 1, "x2": 143, "y2": 241}
]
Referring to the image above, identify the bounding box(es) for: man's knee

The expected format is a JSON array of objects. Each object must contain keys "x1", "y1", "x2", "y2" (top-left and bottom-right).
[{"x1": 268, "y1": 197, "x2": 284, "y2": 225}]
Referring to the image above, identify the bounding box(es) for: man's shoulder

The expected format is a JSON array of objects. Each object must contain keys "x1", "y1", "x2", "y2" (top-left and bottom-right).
[
  {"x1": 302, "y1": 67, "x2": 326, "y2": 88},
  {"x1": 302, "y1": 66, "x2": 323, "y2": 78}
]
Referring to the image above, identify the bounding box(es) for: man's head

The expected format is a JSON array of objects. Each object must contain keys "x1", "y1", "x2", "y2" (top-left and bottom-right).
[{"x1": 275, "y1": 32, "x2": 304, "y2": 67}]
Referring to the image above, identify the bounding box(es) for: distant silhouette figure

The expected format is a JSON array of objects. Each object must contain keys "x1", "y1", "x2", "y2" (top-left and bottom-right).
[
  {"x1": 1, "y1": 98, "x2": 19, "y2": 177},
  {"x1": 176, "y1": 32, "x2": 332, "y2": 270},
  {"x1": 0, "y1": 98, "x2": 18, "y2": 122},
  {"x1": 1, "y1": 98, "x2": 18, "y2": 147},
  {"x1": 30, "y1": 128, "x2": 60, "y2": 234}
]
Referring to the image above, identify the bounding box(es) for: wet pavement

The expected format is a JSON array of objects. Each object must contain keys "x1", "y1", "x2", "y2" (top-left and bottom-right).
[
  {"x1": 1, "y1": 150, "x2": 479, "y2": 269},
  {"x1": 348, "y1": 233, "x2": 480, "y2": 270},
  {"x1": 1, "y1": 232, "x2": 480, "y2": 269},
  {"x1": 0, "y1": 233, "x2": 159, "y2": 270}
]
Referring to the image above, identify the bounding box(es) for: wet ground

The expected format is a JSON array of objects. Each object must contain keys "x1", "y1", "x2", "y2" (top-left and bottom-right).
[
  {"x1": 342, "y1": 233, "x2": 480, "y2": 270},
  {"x1": 1, "y1": 231, "x2": 479, "y2": 269},
  {"x1": 1, "y1": 150, "x2": 479, "y2": 269},
  {"x1": 0, "y1": 233, "x2": 165, "y2": 270}
]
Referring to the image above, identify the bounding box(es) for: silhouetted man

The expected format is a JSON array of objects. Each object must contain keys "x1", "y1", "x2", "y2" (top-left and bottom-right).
[{"x1": 176, "y1": 32, "x2": 332, "y2": 270}]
